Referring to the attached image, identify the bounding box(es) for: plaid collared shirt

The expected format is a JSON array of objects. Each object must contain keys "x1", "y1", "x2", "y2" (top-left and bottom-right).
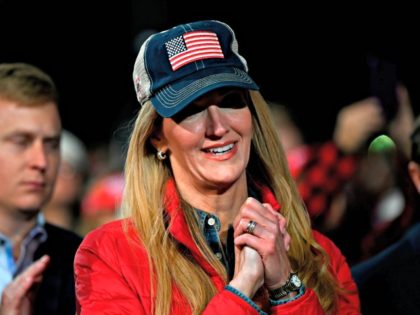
[{"x1": 0, "y1": 214, "x2": 47, "y2": 301}]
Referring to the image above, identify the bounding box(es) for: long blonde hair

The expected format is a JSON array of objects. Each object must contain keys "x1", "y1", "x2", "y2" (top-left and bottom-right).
[{"x1": 122, "y1": 90, "x2": 340, "y2": 314}]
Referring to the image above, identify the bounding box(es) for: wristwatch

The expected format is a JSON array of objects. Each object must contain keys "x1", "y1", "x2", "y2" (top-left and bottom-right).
[{"x1": 268, "y1": 272, "x2": 302, "y2": 300}]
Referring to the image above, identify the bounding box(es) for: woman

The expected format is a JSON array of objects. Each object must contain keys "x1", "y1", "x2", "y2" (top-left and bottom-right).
[{"x1": 75, "y1": 20, "x2": 360, "y2": 314}]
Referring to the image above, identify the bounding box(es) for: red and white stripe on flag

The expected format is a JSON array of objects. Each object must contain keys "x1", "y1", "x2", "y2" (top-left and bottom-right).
[{"x1": 166, "y1": 31, "x2": 224, "y2": 71}]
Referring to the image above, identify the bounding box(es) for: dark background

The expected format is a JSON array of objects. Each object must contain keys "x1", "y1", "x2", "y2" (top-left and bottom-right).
[{"x1": 1, "y1": 0, "x2": 419, "y2": 148}]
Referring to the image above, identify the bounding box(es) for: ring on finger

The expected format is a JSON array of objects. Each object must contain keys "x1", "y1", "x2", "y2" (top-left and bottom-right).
[{"x1": 246, "y1": 220, "x2": 257, "y2": 234}]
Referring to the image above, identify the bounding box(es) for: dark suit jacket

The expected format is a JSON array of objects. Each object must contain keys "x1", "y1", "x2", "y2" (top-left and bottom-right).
[
  {"x1": 351, "y1": 223, "x2": 420, "y2": 315},
  {"x1": 33, "y1": 223, "x2": 82, "y2": 315}
]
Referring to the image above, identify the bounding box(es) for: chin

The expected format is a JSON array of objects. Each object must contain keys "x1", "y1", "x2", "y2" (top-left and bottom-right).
[
  {"x1": 206, "y1": 173, "x2": 244, "y2": 188},
  {"x1": 17, "y1": 197, "x2": 48, "y2": 213},
  {"x1": 19, "y1": 207, "x2": 42, "y2": 216}
]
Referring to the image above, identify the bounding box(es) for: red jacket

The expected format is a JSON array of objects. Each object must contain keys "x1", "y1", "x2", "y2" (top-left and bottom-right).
[{"x1": 75, "y1": 181, "x2": 360, "y2": 314}]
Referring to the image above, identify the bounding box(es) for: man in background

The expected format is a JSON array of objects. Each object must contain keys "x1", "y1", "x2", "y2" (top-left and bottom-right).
[
  {"x1": 0, "y1": 63, "x2": 82, "y2": 314},
  {"x1": 351, "y1": 114, "x2": 420, "y2": 314}
]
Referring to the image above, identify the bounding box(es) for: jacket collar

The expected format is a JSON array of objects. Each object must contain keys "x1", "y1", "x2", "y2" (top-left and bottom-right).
[{"x1": 163, "y1": 177, "x2": 280, "y2": 269}]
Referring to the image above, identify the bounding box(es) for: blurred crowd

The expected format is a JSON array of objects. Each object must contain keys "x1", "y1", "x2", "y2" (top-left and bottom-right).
[
  {"x1": 269, "y1": 83, "x2": 418, "y2": 265},
  {"x1": 42, "y1": 128, "x2": 126, "y2": 237}
]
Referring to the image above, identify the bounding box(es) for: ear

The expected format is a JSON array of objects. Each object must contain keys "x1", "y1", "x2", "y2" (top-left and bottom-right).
[
  {"x1": 408, "y1": 161, "x2": 420, "y2": 194},
  {"x1": 150, "y1": 130, "x2": 168, "y2": 153}
]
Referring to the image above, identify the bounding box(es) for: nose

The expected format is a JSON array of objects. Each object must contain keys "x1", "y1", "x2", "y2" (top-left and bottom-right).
[
  {"x1": 29, "y1": 141, "x2": 48, "y2": 172},
  {"x1": 206, "y1": 105, "x2": 229, "y2": 138}
]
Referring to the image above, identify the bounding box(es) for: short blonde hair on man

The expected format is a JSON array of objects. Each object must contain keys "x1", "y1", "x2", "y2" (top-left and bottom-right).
[{"x1": 0, "y1": 62, "x2": 58, "y2": 106}]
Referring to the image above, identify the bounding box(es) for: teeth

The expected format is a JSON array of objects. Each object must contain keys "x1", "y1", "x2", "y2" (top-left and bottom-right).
[{"x1": 207, "y1": 143, "x2": 234, "y2": 154}]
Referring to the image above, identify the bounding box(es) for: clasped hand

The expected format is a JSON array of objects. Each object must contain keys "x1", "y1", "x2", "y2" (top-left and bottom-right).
[{"x1": 229, "y1": 197, "x2": 292, "y2": 298}]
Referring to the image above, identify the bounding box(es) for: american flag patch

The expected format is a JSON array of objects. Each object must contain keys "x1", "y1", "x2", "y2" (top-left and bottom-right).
[{"x1": 165, "y1": 31, "x2": 224, "y2": 71}]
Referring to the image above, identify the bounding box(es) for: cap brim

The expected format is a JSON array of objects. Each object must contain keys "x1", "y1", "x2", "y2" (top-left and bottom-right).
[{"x1": 151, "y1": 67, "x2": 259, "y2": 118}]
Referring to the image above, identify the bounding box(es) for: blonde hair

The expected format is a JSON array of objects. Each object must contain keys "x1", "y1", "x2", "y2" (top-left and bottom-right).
[
  {"x1": 122, "y1": 90, "x2": 341, "y2": 314},
  {"x1": 0, "y1": 62, "x2": 58, "y2": 106}
]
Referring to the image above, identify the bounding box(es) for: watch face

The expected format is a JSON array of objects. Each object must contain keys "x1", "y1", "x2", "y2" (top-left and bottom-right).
[{"x1": 290, "y1": 274, "x2": 302, "y2": 288}]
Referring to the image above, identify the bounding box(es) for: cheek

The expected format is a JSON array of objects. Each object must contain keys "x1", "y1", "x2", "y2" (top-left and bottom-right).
[
  {"x1": 231, "y1": 109, "x2": 253, "y2": 138},
  {"x1": 47, "y1": 154, "x2": 60, "y2": 175},
  {"x1": 163, "y1": 123, "x2": 203, "y2": 153},
  {"x1": 0, "y1": 157, "x2": 10, "y2": 177}
]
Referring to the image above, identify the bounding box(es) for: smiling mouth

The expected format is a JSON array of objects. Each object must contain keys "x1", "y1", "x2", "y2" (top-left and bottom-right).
[{"x1": 204, "y1": 143, "x2": 235, "y2": 155}]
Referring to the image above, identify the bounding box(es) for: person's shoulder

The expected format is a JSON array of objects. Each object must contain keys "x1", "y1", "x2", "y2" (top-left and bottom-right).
[
  {"x1": 312, "y1": 229, "x2": 340, "y2": 253},
  {"x1": 312, "y1": 229, "x2": 363, "y2": 291},
  {"x1": 84, "y1": 218, "x2": 124, "y2": 238},
  {"x1": 37, "y1": 223, "x2": 82, "y2": 262},
  {"x1": 312, "y1": 229, "x2": 348, "y2": 269},
  {"x1": 76, "y1": 218, "x2": 146, "y2": 266},
  {"x1": 404, "y1": 223, "x2": 420, "y2": 251},
  {"x1": 79, "y1": 219, "x2": 131, "y2": 251},
  {"x1": 353, "y1": 222, "x2": 420, "y2": 282},
  {"x1": 44, "y1": 222, "x2": 82, "y2": 245}
]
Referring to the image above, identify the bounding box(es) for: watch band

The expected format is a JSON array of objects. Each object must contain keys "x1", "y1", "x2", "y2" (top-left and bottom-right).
[{"x1": 268, "y1": 272, "x2": 302, "y2": 300}]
